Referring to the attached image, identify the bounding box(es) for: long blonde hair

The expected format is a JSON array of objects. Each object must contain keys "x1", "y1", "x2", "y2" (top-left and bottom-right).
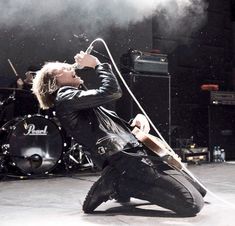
[{"x1": 32, "y1": 62, "x2": 61, "y2": 109}]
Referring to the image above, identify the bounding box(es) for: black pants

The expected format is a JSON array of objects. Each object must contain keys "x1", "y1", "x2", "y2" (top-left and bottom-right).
[{"x1": 107, "y1": 150, "x2": 206, "y2": 216}]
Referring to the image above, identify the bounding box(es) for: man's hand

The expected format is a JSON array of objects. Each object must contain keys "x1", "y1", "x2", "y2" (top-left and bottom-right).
[
  {"x1": 16, "y1": 78, "x2": 24, "y2": 89},
  {"x1": 74, "y1": 51, "x2": 100, "y2": 69},
  {"x1": 130, "y1": 114, "x2": 150, "y2": 134}
]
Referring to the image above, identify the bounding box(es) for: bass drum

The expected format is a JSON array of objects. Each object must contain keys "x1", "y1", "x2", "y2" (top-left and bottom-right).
[{"x1": 1, "y1": 115, "x2": 64, "y2": 175}]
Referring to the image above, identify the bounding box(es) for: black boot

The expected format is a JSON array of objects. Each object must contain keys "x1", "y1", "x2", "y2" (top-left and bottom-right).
[
  {"x1": 83, "y1": 166, "x2": 119, "y2": 213},
  {"x1": 114, "y1": 175, "x2": 131, "y2": 204},
  {"x1": 115, "y1": 195, "x2": 131, "y2": 203}
]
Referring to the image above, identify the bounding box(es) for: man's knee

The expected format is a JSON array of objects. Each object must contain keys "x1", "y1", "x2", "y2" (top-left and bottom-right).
[
  {"x1": 176, "y1": 200, "x2": 204, "y2": 216},
  {"x1": 174, "y1": 185, "x2": 205, "y2": 216}
]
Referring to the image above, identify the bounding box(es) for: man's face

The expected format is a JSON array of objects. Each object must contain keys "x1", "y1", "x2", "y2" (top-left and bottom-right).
[
  {"x1": 24, "y1": 71, "x2": 35, "y2": 84},
  {"x1": 54, "y1": 64, "x2": 84, "y2": 87}
]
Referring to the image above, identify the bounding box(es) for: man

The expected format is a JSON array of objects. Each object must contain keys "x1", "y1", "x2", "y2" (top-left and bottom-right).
[
  {"x1": 32, "y1": 51, "x2": 206, "y2": 216},
  {"x1": 16, "y1": 65, "x2": 40, "y2": 90},
  {"x1": 0, "y1": 65, "x2": 39, "y2": 125}
]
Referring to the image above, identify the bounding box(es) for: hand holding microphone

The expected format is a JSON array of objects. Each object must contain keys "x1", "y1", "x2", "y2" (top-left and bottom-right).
[
  {"x1": 73, "y1": 44, "x2": 100, "y2": 69},
  {"x1": 74, "y1": 51, "x2": 100, "y2": 69}
]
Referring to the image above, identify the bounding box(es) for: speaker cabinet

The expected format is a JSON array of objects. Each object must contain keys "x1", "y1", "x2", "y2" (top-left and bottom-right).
[
  {"x1": 209, "y1": 105, "x2": 235, "y2": 160},
  {"x1": 116, "y1": 73, "x2": 171, "y2": 143}
]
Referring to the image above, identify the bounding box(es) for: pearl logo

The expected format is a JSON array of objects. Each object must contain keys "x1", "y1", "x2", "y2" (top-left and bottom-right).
[{"x1": 24, "y1": 124, "x2": 48, "y2": 136}]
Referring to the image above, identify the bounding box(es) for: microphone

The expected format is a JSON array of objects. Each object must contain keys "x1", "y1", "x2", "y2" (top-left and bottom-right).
[
  {"x1": 27, "y1": 154, "x2": 43, "y2": 169},
  {"x1": 85, "y1": 44, "x2": 94, "y2": 54},
  {"x1": 9, "y1": 154, "x2": 43, "y2": 169},
  {"x1": 72, "y1": 44, "x2": 94, "y2": 69}
]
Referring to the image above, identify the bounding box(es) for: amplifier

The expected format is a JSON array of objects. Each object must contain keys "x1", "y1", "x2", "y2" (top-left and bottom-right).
[
  {"x1": 120, "y1": 50, "x2": 168, "y2": 75},
  {"x1": 133, "y1": 53, "x2": 168, "y2": 74},
  {"x1": 210, "y1": 91, "x2": 235, "y2": 105}
]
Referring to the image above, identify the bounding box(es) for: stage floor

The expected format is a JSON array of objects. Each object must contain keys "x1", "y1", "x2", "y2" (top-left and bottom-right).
[{"x1": 0, "y1": 162, "x2": 235, "y2": 226}]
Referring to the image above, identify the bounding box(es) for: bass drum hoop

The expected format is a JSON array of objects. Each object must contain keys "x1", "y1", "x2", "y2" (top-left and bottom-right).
[{"x1": 3, "y1": 114, "x2": 64, "y2": 175}]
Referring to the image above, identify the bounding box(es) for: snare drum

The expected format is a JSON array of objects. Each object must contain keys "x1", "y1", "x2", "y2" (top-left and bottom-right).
[{"x1": 0, "y1": 114, "x2": 65, "y2": 175}]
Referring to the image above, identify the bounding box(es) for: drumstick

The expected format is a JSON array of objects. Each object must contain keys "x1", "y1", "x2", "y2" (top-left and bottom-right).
[{"x1": 7, "y1": 59, "x2": 19, "y2": 77}]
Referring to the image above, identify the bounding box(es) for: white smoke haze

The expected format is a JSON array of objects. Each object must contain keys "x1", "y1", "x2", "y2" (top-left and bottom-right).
[
  {"x1": 0, "y1": 0, "x2": 208, "y2": 36},
  {"x1": 0, "y1": 0, "x2": 208, "y2": 82}
]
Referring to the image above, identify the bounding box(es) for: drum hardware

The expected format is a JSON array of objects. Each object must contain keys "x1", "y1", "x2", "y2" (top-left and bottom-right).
[
  {"x1": 0, "y1": 156, "x2": 5, "y2": 169},
  {"x1": 1, "y1": 150, "x2": 43, "y2": 169},
  {"x1": 63, "y1": 141, "x2": 94, "y2": 171},
  {"x1": 0, "y1": 88, "x2": 39, "y2": 127},
  {"x1": 0, "y1": 92, "x2": 16, "y2": 107},
  {"x1": 0, "y1": 155, "x2": 8, "y2": 179},
  {"x1": 0, "y1": 113, "x2": 96, "y2": 177},
  {"x1": 0, "y1": 92, "x2": 16, "y2": 126}
]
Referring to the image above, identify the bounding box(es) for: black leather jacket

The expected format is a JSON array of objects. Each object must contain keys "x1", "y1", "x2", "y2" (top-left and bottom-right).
[{"x1": 55, "y1": 63, "x2": 139, "y2": 169}]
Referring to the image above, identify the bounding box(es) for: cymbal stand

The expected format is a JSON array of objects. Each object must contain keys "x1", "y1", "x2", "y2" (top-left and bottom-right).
[
  {"x1": 0, "y1": 144, "x2": 10, "y2": 179},
  {"x1": 0, "y1": 91, "x2": 16, "y2": 130},
  {"x1": 0, "y1": 91, "x2": 16, "y2": 107}
]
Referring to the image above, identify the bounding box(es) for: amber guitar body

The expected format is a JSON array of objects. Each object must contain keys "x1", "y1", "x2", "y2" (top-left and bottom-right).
[{"x1": 132, "y1": 127, "x2": 183, "y2": 170}]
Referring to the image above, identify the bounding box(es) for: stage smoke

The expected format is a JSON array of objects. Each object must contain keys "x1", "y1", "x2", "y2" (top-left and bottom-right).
[{"x1": 0, "y1": 0, "x2": 208, "y2": 36}]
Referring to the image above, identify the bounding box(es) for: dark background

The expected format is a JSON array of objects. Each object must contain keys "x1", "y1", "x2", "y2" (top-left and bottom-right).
[{"x1": 1, "y1": 0, "x2": 235, "y2": 159}]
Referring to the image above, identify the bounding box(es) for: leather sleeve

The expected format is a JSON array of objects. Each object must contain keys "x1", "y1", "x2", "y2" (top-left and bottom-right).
[{"x1": 56, "y1": 63, "x2": 122, "y2": 110}]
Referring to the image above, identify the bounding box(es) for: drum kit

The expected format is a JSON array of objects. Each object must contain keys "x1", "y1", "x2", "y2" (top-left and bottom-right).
[{"x1": 0, "y1": 87, "x2": 94, "y2": 178}]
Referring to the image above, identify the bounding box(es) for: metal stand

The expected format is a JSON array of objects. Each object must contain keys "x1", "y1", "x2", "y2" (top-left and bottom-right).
[{"x1": 63, "y1": 139, "x2": 94, "y2": 172}]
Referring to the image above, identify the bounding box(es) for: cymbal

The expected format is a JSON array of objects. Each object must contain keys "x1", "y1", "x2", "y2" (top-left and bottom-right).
[
  {"x1": 0, "y1": 87, "x2": 33, "y2": 97},
  {"x1": 0, "y1": 87, "x2": 31, "y2": 93}
]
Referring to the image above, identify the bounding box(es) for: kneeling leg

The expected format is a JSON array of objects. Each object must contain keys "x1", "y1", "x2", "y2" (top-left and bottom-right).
[{"x1": 118, "y1": 169, "x2": 204, "y2": 216}]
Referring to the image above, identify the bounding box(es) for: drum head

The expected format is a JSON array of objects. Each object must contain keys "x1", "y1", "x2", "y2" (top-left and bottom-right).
[{"x1": 8, "y1": 115, "x2": 63, "y2": 175}]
